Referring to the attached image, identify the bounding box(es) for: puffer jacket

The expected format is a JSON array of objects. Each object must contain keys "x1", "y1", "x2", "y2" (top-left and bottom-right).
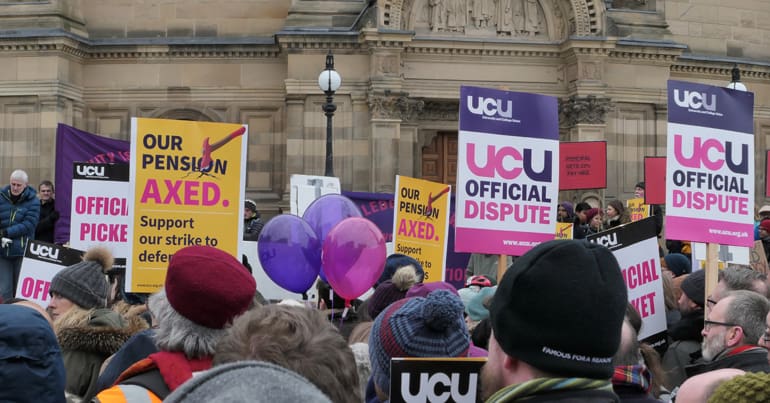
[{"x1": 0, "y1": 184, "x2": 39, "y2": 256}]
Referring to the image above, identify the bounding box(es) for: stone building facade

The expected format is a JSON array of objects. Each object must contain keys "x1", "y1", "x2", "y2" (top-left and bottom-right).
[{"x1": 1, "y1": 0, "x2": 769, "y2": 215}]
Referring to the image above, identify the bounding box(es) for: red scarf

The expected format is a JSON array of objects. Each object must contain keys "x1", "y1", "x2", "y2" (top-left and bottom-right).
[{"x1": 116, "y1": 351, "x2": 213, "y2": 392}]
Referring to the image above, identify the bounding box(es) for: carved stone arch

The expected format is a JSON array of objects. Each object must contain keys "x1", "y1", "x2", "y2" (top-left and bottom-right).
[
  {"x1": 381, "y1": 0, "x2": 601, "y2": 37},
  {"x1": 151, "y1": 108, "x2": 220, "y2": 122}
]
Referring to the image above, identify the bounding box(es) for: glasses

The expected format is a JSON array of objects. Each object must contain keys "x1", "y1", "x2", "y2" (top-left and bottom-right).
[
  {"x1": 706, "y1": 298, "x2": 718, "y2": 308},
  {"x1": 704, "y1": 319, "x2": 739, "y2": 330}
]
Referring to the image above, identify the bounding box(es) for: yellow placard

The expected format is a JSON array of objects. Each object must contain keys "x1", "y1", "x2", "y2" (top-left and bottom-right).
[
  {"x1": 393, "y1": 176, "x2": 451, "y2": 283},
  {"x1": 127, "y1": 118, "x2": 247, "y2": 293},
  {"x1": 555, "y1": 222, "x2": 573, "y2": 240},
  {"x1": 627, "y1": 198, "x2": 650, "y2": 222}
]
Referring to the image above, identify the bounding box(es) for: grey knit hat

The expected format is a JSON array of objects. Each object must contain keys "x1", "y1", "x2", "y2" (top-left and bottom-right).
[
  {"x1": 165, "y1": 361, "x2": 333, "y2": 403},
  {"x1": 49, "y1": 246, "x2": 113, "y2": 310}
]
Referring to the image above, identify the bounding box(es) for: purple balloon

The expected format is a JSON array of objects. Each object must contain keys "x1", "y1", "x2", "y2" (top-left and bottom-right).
[
  {"x1": 258, "y1": 215, "x2": 321, "y2": 294},
  {"x1": 303, "y1": 194, "x2": 362, "y2": 283},
  {"x1": 322, "y1": 217, "x2": 386, "y2": 300}
]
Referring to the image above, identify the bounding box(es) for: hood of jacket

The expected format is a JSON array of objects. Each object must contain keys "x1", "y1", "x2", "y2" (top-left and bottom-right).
[
  {"x1": 0, "y1": 304, "x2": 66, "y2": 403},
  {"x1": 57, "y1": 308, "x2": 144, "y2": 356}
]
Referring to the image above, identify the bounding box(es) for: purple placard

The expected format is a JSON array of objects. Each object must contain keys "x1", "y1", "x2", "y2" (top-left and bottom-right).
[
  {"x1": 343, "y1": 191, "x2": 471, "y2": 289},
  {"x1": 664, "y1": 80, "x2": 755, "y2": 247},
  {"x1": 54, "y1": 124, "x2": 130, "y2": 244},
  {"x1": 667, "y1": 80, "x2": 754, "y2": 133},
  {"x1": 459, "y1": 86, "x2": 558, "y2": 139},
  {"x1": 455, "y1": 86, "x2": 559, "y2": 256}
]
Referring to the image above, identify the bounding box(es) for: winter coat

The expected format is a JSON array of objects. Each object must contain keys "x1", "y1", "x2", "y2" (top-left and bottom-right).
[
  {"x1": 684, "y1": 345, "x2": 770, "y2": 378},
  {"x1": 0, "y1": 304, "x2": 66, "y2": 403},
  {"x1": 57, "y1": 308, "x2": 143, "y2": 401},
  {"x1": 36, "y1": 198, "x2": 59, "y2": 243},
  {"x1": 661, "y1": 339, "x2": 701, "y2": 388},
  {"x1": 0, "y1": 184, "x2": 39, "y2": 257},
  {"x1": 243, "y1": 215, "x2": 264, "y2": 241}
]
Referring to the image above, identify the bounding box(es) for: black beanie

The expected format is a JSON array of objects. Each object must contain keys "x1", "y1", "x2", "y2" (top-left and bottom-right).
[
  {"x1": 489, "y1": 239, "x2": 627, "y2": 379},
  {"x1": 680, "y1": 270, "x2": 706, "y2": 307}
]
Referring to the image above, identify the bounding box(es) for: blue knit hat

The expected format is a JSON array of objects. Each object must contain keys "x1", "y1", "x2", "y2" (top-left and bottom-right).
[
  {"x1": 466, "y1": 286, "x2": 496, "y2": 321},
  {"x1": 368, "y1": 290, "x2": 470, "y2": 393}
]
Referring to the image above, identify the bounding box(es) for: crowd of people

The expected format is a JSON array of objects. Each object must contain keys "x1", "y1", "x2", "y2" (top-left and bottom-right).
[{"x1": 4, "y1": 168, "x2": 770, "y2": 402}]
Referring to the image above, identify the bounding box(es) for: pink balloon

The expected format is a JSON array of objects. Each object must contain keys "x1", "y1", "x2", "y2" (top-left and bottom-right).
[{"x1": 322, "y1": 217, "x2": 386, "y2": 300}]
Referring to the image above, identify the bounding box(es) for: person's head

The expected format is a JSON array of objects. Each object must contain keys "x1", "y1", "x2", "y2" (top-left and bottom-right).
[
  {"x1": 701, "y1": 290, "x2": 770, "y2": 361},
  {"x1": 164, "y1": 361, "x2": 332, "y2": 403},
  {"x1": 709, "y1": 266, "x2": 769, "y2": 309},
  {"x1": 38, "y1": 180, "x2": 54, "y2": 202},
  {"x1": 575, "y1": 202, "x2": 591, "y2": 223},
  {"x1": 760, "y1": 219, "x2": 770, "y2": 239},
  {"x1": 481, "y1": 240, "x2": 627, "y2": 400},
  {"x1": 9, "y1": 169, "x2": 29, "y2": 197},
  {"x1": 708, "y1": 371, "x2": 770, "y2": 403},
  {"x1": 0, "y1": 304, "x2": 65, "y2": 403},
  {"x1": 214, "y1": 305, "x2": 360, "y2": 403},
  {"x1": 663, "y1": 253, "x2": 691, "y2": 277},
  {"x1": 375, "y1": 253, "x2": 424, "y2": 288},
  {"x1": 674, "y1": 368, "x2": 745, "y2": 403},
  {"x1": 558, "y1": 202, "x2": 574, "y2": 221},
  {"x1": 347, "y1": 320, "x2": 374, "y2": 345},
  {"x1": 760, "y1": 309, "x2": 770, "y2": 362},
  {"x1": 243, "y1": 199, "x2": 257, "y2": 220},
  {"x1": 369, "y1": 290, "x2": 470, "y2": 400},
  {"x1": 678, "y1": 270, "x2": 706, "y2": 314},
  {"x1": 12, "y1": 299, "x2": 54, "y2": 328},
  {"x1": 634, "y1": 181, "x2": 645, "y2": 199},
  {"x1": 584, "y1": 208, "x2": 602, "y2": 230},
  {"x1": 48, "y1": 246, "x2": 113, "y2": 322},
  {"x1": 606, "y1": 200, "x2": 624, "y2": 219},
  {"x1": 151, "y1": 245, "x2": 256, "y2": 359},
  {"x1": 759, "y1": 205, "x2": 770, "y2": 220},
  {"x1": 367, "y1": 265, "x2": 420, "y2": 320},
  {"x1": 466, "y1": 285, "x2": 495, "y2": 331}
]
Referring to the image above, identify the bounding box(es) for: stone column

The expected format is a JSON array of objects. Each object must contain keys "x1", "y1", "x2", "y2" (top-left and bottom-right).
[
  {"x1": 367, "y1": 91, "x2": 424, "y2": 193},
  {"x1": 283, "y1": 95, "x2": 307, "y2": 200}
]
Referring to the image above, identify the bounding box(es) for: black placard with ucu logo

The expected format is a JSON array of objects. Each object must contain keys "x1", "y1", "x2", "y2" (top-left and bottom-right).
[
  {"x1": 389, "y1": 357, "x2": 485, "y2": 403},
  {"x1": 73, "y1": 162, "x2": 129, "y2": 181},
  {"x1": 18, "y1": 241, "x2": 84, "y2": 306}
]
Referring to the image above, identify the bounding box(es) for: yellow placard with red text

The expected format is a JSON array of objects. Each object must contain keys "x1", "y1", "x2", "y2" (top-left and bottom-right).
[
  {"x1": 627, "y1": 198, "x2": 650, "y2": 222},
  {"x1": 393, "y1": 176, "x2": 451, "y2": 283},
  {"x1": 555, "y1": 222, "x2": 573, "y2": 240},
  {"x1": 127, "y1": 118, "x2": 247, "y2": 293}
]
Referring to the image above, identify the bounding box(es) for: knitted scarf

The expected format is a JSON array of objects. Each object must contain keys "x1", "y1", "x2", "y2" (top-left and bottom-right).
[
  {"x1": 611, "y1": 364, "x2": 651, "y2": 394},
  {"x1": 486, "y1": 377, "x2": 615, "y2": 402}
]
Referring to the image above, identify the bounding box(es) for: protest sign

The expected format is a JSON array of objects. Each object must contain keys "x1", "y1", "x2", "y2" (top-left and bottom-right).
[
  {"x1": 389, "y1": 358, "x2": 485, "y2": 403},
  {"x1": 665, "y1": 80, "x2": 755, "y2": 246},
  {"x1": 344, "y1": 191, "x2": 471, "y2": 289},
  {"x1": 69, "y1": 162, "x2": 129, "y2": 272},
  {"x1": 766, "y1": 150, "x2": 770, "y2": 198},
  {"x1": 290, "y1": 174, "x2": 341, "y2": 216},
  {"x1": 54, "y1": 124, "x2": 130, "y2": 244},
  {"x1": 16, "y1": 241, "x2": 83, "y2": 308},
  {"x1": 555, "y1": 222, "x2": 573, "y2": 240},
  {"x1": 559, "y1": 141, "x2": 607, "y2": 190},
  {"x1": 455, "y1": 86, "x2": 559, "y2": 256},
  {"x1": 127, "y1": 118, "x2": 247, "y2": 293},
  {"x1": 626, "y1": 198, "x2": 650, "y2": 222},
  {"x1": 393, "y1": 176, "x2": 451, "y2": 282},
  {"x1": 644, "y1": 157, "x2": 666, "y2": 205},
  {"x1": 750, "y1": 240, "x2": 769, "y2": 275},
  {"x1": 691, "y1": 242, "x2": 749, "y2": 271},
  {"x1": 588, "y1": 217, "x2": 665, "y2": 342}
]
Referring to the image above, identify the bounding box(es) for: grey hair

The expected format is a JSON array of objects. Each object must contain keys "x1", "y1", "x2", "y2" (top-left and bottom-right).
[
  {"x1": 149, "y1": 289, "x2": 228, "y2": 358},
  {"x1": 720, "y1": 266, "x2": 769, "y2": 297},
  {"x1": 723, "y1": 290, "x2": 770, "y2": 345},
  {"x1": 10, "y1": 169, "x2": 28, "y2": 183}
]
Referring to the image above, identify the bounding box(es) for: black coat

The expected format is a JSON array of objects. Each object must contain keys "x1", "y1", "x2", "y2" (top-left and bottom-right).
[
  {"x1": 685, "y1": 346, "x2": 770, "y2": 378},
  {"x1": 36, "y1": 199, "x2": 59, "y2": 243}
]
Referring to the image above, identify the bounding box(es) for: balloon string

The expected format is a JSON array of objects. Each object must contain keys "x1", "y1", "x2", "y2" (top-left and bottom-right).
[{"x1": 329, "y1": 289, "x2": 334, "y2": 322}]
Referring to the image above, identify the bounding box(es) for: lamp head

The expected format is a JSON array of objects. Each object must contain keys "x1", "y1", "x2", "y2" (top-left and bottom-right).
[{"x1": 318, "y1": 50, "x2": 341, "y2": 93}]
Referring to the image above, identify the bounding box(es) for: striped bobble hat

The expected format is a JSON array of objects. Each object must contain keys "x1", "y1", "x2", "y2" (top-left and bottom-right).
[{"x1": 368, "y1": 290, "x2": 470, "y2": 393}]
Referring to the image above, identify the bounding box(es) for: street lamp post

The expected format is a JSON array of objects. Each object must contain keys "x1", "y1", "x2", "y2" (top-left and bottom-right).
[
  {"x1": 727, "y1": 64, "x2": 748, "y2": 92},
  {"x1": 318, "y1": 50, "x2": 342, "y2": 177}
]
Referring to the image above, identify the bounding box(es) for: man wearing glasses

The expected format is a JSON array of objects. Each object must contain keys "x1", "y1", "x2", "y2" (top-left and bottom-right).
[{"x1": 685, "y1": 290, "x2": 770, "y2": 378}]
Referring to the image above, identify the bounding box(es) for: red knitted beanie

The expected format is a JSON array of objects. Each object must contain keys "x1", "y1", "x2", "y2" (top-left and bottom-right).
[{"x1": 165, "y1": 245, "x2": 256, "y2": 329}]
